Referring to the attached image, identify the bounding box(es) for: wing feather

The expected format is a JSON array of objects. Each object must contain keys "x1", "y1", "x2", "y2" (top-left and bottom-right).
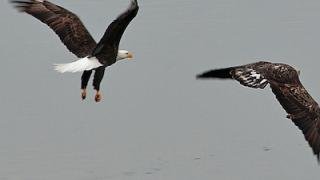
[
  {"x1": 10, "y1": 0, "x2": 96, "y2": 58},
  {"x1": 232, "y1": 68, "x2": 269, "y2": 89},
  {"x1": 92, "y1": 0, "x2": 139, "y2": 58},
  {"x1": 271, "y1": 83, "x2": 320, "y2": 161},
  {"x1": 197, "y1": 61, "x2": 320, "y2": 161}
]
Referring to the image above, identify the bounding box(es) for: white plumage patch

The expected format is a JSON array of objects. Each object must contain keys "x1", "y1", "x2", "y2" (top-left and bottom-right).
[
  {"x1": 234, "y1": 68, "x2": 268, "y2": 89},
  {"x1": 54, "y1": 56, "x2": 103, "y2": 73},
  {"x1": 250, "y1": 71, "x2": 261, "y2": 79}
]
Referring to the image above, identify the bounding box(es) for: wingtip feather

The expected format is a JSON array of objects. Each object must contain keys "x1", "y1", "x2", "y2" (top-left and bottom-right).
[
  {"x1": 130, "y1": 0, "x2": 138, "y2": 9},
  {"x1": 197, "y1": 68, "x2": 233, "y2": 79}
]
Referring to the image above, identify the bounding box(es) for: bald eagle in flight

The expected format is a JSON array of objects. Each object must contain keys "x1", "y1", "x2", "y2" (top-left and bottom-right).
[
  {"x1": 197, "y1": 61, "x2": 320, "y2": 162},
  {"x1": 10, "y1": 0, "x2": 139, "y2": 102}
]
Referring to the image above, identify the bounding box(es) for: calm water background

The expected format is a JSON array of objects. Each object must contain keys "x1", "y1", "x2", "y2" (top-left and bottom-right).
[{"x1": 0, "y1": 0, "x2": 319, "y2": 179}]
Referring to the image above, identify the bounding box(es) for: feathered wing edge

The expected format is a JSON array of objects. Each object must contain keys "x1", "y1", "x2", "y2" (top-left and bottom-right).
[
  {"x1": 10, "y1": 0, "x2": 97, "y2": 58},
  {"x1": 197, "y1": 67, "x2": 269, "y2": 89},
  {"x1": 196, "y1": 68, "x2": 234, "y2": 79},
  {"x1": 92, "y1": 0, "x2": 139, "y2": 56},
  {"x1": 54, "y1": 57, "x2": 103, "y2": 73},
  {"x1": 271, "y1": 84, "x2": 320, "y2": 162},
  {"x1": 197, "y1": 63, "x2": 320, "y2": 162}
]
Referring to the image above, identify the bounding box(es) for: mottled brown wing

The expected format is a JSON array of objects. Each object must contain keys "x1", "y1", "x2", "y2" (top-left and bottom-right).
[
  {"x1": 270, "y1": 83, "x2": 320, "y2": 161},
  {"x1": 10, "y1": 0, "x2": 96, "y2": 58},
  {"x1": 231, "y1": 67, "x2": 269, "y2": 89},
  {"x1": 196, "y1": 62, "x2": 271, "y2": 89},
  {"x1": 92, "y1": 0, "x2": 139, "y2": 57}
]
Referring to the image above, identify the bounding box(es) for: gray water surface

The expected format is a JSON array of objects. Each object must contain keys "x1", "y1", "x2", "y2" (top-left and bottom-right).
[{"x1": 0, "y1": 0, "x2": 319, "y2": 179}]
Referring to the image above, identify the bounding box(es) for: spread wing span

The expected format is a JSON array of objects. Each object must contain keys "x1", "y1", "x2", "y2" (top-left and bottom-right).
[{"x1": 10, "y1": 0, "x2": 96, "y2": 57}]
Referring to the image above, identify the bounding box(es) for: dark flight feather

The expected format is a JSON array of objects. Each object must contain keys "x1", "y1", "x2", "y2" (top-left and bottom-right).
[
  {"x1": 270, "y1": 83, "x2": 320, "y2": 161},
  {"x1": 10, "y1": 0, "x2": 97, "y2": 58},
  {"x1": 92, "y1": 0, "x2": 139, "y2": 65},
  {"x1": 198, "y1": 61, "x2": 320, "y2": 162},
  {"x1": 196, "y1": 67, "x2": 233, "y2": 79}
]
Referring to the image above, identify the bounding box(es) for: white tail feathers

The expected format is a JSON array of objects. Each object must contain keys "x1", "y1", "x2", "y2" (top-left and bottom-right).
[{"x1": 54, "y1": 56, "x2": 103, "y2": 73}]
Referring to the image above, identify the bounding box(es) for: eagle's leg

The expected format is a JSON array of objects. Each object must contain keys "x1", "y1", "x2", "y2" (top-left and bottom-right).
[
  {"x1": 81, "y1": 89, "x2": 87, "y2": 100},
  {"x1": 81, "y1": 70, "x2": 93, "y2": 100},
  {"x1": 93, "y1": 66, "x2": 106, "y2": 102}
]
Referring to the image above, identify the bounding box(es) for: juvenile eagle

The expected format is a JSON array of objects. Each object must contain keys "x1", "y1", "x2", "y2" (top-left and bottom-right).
[{"x1": 197, "y1": 61, "x2": 320, "y2": 162}]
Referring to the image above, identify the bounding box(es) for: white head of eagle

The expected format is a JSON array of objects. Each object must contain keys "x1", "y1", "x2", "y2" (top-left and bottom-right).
[{"x1": 117, "y1": 50, "x2": 133, "y2": 61}]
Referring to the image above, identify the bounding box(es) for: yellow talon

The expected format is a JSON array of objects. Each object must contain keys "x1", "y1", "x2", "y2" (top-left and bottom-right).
[
  {"x1": 81, "y1": 89, "x2": 87, "y2": 100},
  {"x1": 95, "y1": 91, "x2": 102, "y2": 102}
]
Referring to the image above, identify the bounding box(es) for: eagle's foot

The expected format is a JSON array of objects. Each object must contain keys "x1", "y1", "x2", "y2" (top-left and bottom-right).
[
  {"x1": 95, "y1": 91, "x2": 102, "y2": 102},
  {"x1": 81, "y1": 89, "x2": 87, "y2": 100}
]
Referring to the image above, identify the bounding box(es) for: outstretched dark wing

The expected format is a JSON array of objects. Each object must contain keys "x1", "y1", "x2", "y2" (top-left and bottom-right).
[
  {"x1": 92, "y1": 0, "x2": 139, "y2": 59},
  {"x1": 233, "y1": 62, "x2": 320, "y2": 158},
  {"x1": 197, "y1": 61, "x2": 320, "y2": 161},
  {"x1": 270, "y1": 83, "x2": 320, "y2": 161},
  {"x1": 197, "y1": 62, "x2": 270, "y2": 89},
  {"x1": 10, "y1": 0, "x2": 96, "y2": 58}
]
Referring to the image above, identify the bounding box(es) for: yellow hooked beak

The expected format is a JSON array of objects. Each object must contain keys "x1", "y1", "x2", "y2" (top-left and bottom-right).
[{"x1": 127, "y1": 52, "x2": 133, "y2": 59}]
